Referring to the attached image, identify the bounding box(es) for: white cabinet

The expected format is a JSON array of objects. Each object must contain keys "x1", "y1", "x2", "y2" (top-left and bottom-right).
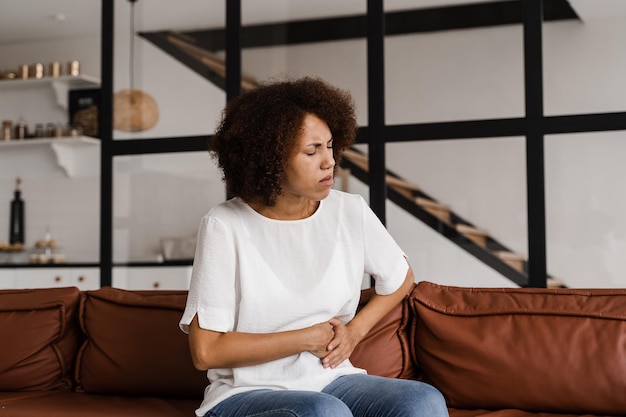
[
  {"x1": 113, "y1": 266, "x2": 192, "y2": 290},
  {"x1": 0, "y1": 268, "x2": 17, "y2": 289},
  {"x1": 15, "y1": 267, "x2": 99, "y2": 290}
]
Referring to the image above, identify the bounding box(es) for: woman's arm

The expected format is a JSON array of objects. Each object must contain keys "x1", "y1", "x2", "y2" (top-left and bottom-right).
[
  {"x1": 322, "y1": 262, "x2": 415, "y2": 369},
  {"x1": 188, "y1": 316, "x2": 335, "y2": 371}
]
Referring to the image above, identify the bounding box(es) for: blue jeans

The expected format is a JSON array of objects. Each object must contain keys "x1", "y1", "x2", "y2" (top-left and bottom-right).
[{"x1": 206, "y1": 374, "x2": 449, "y2": 417}]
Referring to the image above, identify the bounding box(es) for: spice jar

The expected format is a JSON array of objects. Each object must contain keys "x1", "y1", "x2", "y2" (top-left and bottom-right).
[
  {"x1": 30, "y1": 63, "x2": 44, "y2": 79},
  {"x1": 2, "y1": 120, "x2": 13, "y2": 141},
  {"x1": 48, "y1": 62, "x2": 61, "y2": 77},
  {"x1": 34, "y1": 123, "x2": 45, "y2": 138},
  {"x1": 19, "y1": 64, "x2": 29, "y2": 79},
  {"x1": 67, "y1": 60, "x2": 80, "y2": 76},
  {"x1": 45, "y1": 123, "x2": 57, "y2": 138},
  {"x1": 14, "y1": 119, "x2": 27, "y2": 139}
]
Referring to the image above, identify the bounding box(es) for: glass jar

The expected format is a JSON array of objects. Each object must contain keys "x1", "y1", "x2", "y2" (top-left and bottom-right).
[{"x1": 2, "y1": 120, "x2": 13, "y2": 141}]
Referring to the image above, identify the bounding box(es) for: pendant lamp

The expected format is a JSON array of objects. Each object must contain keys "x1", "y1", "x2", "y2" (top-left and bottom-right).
[{"x1": 113, "y1": 0, "x2": 159, "y2": 132}]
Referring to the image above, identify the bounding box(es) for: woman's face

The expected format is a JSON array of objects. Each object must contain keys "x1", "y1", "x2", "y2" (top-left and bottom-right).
[{"x1": 282, "y1": 113, "x2": 336, "y2": 202}]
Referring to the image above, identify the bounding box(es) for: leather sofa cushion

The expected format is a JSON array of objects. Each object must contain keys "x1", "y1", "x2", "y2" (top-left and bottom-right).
[
  {"x1": 410, "y1": 281, "x2": 626, "y2": 416},
  {"x1": 75, "y1": 287, "x2": 206, "y2": 398},
  {"x1": 350, "y1": 287, "x2": 417, "y2": 379},
  {"x1": 0, "y1": 287, "x2": 81, "y2": 391},
  {"x1": 0, "y1": 391, "x2": 198, "y2": 417}
]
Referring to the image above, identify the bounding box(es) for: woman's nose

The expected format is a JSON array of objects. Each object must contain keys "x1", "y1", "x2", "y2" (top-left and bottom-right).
[{"x1": 323, "y1": 148, "x2": 335, "y2": 169}]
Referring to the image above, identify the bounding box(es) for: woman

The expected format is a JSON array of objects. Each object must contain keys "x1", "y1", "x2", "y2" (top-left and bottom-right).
[{"x1": 180, "y1": 77, "x2": 448, "y2": 417}]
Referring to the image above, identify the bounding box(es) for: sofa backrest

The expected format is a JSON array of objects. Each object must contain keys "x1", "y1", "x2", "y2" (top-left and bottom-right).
[
  {"x1": 74, "y1": 287, "x2": 207, "y2": 399},
  {"x1": 0, "y1": 284, "x2": 413, "y2": 400},
  {"x1": 409, "y1": 281, "x2": 626, "y2": 416},
  {"x1": 0, "y1": 287, "x2": 81, "y2": 391}
]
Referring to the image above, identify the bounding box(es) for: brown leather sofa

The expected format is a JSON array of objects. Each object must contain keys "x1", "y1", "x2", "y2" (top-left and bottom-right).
[{"x1": 1, "y1": 282, "x2": 624, "y2": 417}]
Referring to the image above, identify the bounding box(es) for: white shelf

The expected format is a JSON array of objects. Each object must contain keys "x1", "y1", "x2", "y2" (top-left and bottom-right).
[
  {"x1": 0, "y1": 74, "x2": 100, "y2": 109},
  {"x1": 0, "y1": 136, "x2": 100, "y2": 177},
  {"x1": 0, "y1": 136, "x2": 98, "y2": 148}
]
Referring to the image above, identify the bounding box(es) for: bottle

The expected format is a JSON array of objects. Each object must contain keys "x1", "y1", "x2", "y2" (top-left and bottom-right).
[
  {"x1": 9, "y1": 178, "x2": 25, "y2": 245},
  {"x1": 14, "y1": 118, "x2": 27, "y2": 140}
]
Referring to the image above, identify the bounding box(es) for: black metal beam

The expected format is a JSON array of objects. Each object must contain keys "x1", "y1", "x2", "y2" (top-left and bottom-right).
[
  {"x1": 225, "y1": 0, "x2": 242, "y2": 102},
  {"x1": 523, "y1": 0, "x2": 547, "y2": 288},
  {"x1": 384, "y1": 117, "x2": 526, "y2": 141},
  {"x1": 178, "y1": 0, "x2": 577, "y2": 51},
  {"x1": 367, "y1": 0, "x2": 387, "y2": 224},
  {"x1": 112, "y1": 136, "x2": 212, "y2": 156},
  {"x1": 544, "y1": 112, "x2": 626, "y2": 134},
  {"x1": 99, "y1": 0, "x2": 114, "y2": 287}
]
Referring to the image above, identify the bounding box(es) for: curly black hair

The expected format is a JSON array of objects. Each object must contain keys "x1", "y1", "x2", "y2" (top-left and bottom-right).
[{"x1": 210, "y1": 77, "x2": 357, "y2": 206}]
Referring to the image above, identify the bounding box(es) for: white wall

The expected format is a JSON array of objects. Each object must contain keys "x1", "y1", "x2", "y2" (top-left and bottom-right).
[{"x1": 1, "y1": 10, "x2": 625, "y2": 288}]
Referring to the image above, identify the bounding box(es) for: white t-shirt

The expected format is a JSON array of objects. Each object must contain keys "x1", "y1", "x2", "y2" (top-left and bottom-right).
[{"x1": 180, "y1": 190, "x2": 408, "y2": 416}]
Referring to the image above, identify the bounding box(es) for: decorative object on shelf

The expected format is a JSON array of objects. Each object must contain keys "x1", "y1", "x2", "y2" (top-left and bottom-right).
[
  {"x1": 160, "y1": 235, "x2": 196, "y2": 261},
  {"x1": 14, "y1": 118, "x2": 27, "y2": 139},
  {"x1": 9, "y1": 177, "x2": 25, "y2": 245},
  {"x1": 113, "y1": 0, "x2": 159, "y2": 132},
  {"x1": 0, "y1": 59, "x2": 84, "y2": 84},
  {"x1": 30, "y1": 226, "x2": 66, "y2": 264},
  {"x1": 67, "y1": 60, "x2": 80, "y2": 77},
  {"x1": 18, "y1": 64, "x2": 29, "y2": 79},
  {"x1": 68, "y1": 88, "x2": 100, "y2": 138},
  {"x1": 1, "y1": 120, "x2": 12, "y2": 141},
  {"x1": 48, "y1": 62, "x2": 61, "y2": 78},
  {"x1": 31, "y1": 63, "x2": 44, "y2": 79}
]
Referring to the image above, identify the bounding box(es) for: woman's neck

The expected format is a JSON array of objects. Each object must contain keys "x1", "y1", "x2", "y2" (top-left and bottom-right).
[{"x1": 248, "y1": 197, "x2": 319, "y2": 220}]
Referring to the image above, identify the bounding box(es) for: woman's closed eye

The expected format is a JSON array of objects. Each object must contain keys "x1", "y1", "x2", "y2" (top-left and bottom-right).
[{"x1": 305, "y1": 140, "x2": 333, "y2": 155}]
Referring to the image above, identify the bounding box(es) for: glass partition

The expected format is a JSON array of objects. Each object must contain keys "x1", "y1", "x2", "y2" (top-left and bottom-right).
[
  {"x1": 386, "y1": 137, "x2": 527, "y2": 287},
  {"x1": 241, "y1": 0, "x2": 368, "y2": 125},
  {"x1": 544, "y1": 0, "x2": 626, "y2": 116},
  {"x1": 545, "y1": 131, "x2": 626, "y2": 288},
  {"x1": 113, "y1": 151, "x2": 223, "y2": 264},
  {"x1": 0, "y1": 0, "x2": 101, "y2": 268},
  {"x1": 113, "y1": 0, "x2": 225, "y2": 140},
  {"x1": 384, "y1": 1, "x2": 524, "y2": 125}
]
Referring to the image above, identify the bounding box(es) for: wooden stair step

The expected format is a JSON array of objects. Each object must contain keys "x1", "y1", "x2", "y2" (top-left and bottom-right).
[
  {"x1": 494, "y1": 251, "x2": 525, "y2": 272},
  {"x1": 342, "y1": 150, "x2": 419, "y2": 196},
  {"x1": 547, "y1": 277, "x2": 566, "y2": 288},
  {"x1": 415, "y1": 197, "x2": 451, "y2": 223},
  {"x1": 168, "y1": 34, "x2": 258, "y2": 91},
  {"x1": 455, "y1": 224, "x2": 489, "y2": 247}
]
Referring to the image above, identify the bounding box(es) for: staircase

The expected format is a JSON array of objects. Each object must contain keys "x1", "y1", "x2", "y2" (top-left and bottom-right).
[{"x1": 341, "y1": 149, "x2": 564, "y2": 289}]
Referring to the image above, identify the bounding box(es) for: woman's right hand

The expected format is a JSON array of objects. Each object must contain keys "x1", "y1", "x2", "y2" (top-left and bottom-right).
[{"x1": 307, "y1": 321, "x2": 335, "y2": 359}]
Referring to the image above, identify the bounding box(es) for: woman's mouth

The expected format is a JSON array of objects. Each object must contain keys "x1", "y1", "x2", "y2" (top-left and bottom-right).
[{"x1": 320, "y1": 175, "x2": 334, "y2": 186}]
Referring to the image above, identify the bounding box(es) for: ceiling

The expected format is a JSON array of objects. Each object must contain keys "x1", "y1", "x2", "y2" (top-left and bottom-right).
[{"x1": 1, "y1": 0, "x2": 625, "y2": 45}]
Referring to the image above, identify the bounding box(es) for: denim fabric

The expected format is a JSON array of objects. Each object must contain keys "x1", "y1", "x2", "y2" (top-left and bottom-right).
[{"x1": 206, "y1": 374, "x2": 448, "y2": 417}]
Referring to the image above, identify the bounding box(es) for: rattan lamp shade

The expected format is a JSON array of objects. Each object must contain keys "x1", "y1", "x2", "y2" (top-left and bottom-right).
[{"x1": 113, "y1": 88, "x2": 159, "y2": 132}]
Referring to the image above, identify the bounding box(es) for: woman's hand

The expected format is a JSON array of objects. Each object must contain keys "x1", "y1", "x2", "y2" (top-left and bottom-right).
[
  {"x1": 307, "y1": 321, "x2": 336, "y2": 359},
  {"x1": 321, "y1": 318, "x2": 364, "y2": 369}
]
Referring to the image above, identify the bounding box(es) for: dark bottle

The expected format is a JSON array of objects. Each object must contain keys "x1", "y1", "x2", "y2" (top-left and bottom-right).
[{"x1": 9, "y1": 178, "x2": 25, "y2": 244}]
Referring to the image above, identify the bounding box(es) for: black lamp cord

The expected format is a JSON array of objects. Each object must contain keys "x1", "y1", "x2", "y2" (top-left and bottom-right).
[{"x1": 129, "y1": 0, "x2": 137, "y2": 102}]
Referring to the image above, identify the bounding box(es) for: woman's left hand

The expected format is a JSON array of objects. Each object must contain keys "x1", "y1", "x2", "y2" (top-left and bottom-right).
[{"x1": 321, "y1": 318, "x2": 364, "y2": 369}]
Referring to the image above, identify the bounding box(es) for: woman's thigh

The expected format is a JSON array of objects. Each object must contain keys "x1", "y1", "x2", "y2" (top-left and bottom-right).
[
  {"x1": 322, "y1": 374, "x2": 449, "y2": 417},
  {"x1": 207, "y1": 389, "x2": 353, "y2": 417}
]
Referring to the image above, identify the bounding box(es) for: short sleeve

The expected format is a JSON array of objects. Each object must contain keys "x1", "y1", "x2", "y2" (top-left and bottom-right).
[
  {"x1": 179, "y1": 213, "x2": 238, "y2": 334},
  {"x1": 360, "y1": 197, "x2": 409, "y2": 295}
]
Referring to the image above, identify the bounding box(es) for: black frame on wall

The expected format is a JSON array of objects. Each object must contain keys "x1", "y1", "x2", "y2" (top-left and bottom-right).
[{"x1": 98, "y1": 0, "x2": 626, "y2": 288}]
